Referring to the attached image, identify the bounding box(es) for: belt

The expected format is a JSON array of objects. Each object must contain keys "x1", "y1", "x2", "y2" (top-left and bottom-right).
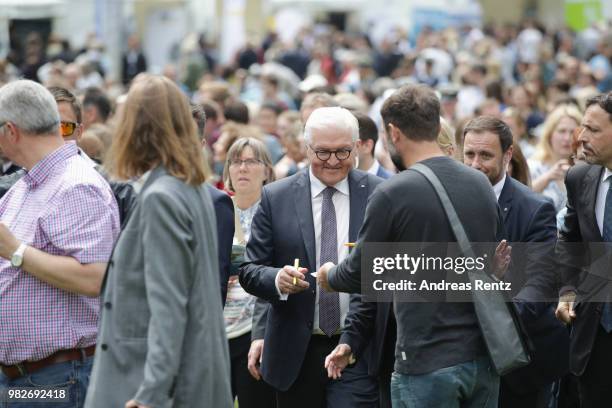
[{"x1": 0, "y1": 345, "x2": 96, "y2": 380}]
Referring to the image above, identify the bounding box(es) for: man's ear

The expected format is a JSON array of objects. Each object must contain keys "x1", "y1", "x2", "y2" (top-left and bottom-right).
[
  {"x1": 75, "y1": 124, "x2": 84, "y2": 143},
  {"x1": 5, "y1": 122, "x2": 20, "y2": 144},
  {"x1": 388, "y1": 123, "x2": 401, "y2": 144}
]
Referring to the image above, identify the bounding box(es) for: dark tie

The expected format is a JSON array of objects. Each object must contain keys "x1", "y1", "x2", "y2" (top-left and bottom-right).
[
  {"x1": 319, "y1": 187, "x2": 340, "y2": 337},
  {"x1": 601, "y1": 176, "x2": 612, "y2": 332}
]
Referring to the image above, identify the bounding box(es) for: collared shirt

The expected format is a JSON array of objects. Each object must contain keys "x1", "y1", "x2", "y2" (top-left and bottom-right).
[
  {"x1": 595, "y1": 168, "x2": 612, "y2": 236},
  {"x1": 274, "y1": 170, "x2": 351, "y2": 334},
  {"x1": 366, "y1": 160, "x2": 381, "y2": 176},
  {"x1": 0, "y1": 143, "x2": 120, "y2": 364},
  {"x1": 309, "y1": 169, "x2": 350, "y2": 335},
  {"x1": 493, "y1": 174, "x2": 506, "y2": 201}
]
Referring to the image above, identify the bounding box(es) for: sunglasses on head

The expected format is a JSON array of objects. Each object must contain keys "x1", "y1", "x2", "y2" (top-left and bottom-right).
[{"x1": 60, "y1": 121, "x2": 79, "y2": 138}]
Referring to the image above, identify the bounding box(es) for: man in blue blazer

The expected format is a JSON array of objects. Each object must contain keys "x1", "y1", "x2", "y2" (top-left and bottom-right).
[
  {"x1": 192, "y1": 103, "x2": 235, "y2": 306},
  {"x1": 463, "y1": 116, "x2": 568, "y2": 407},
  {"x1": 354, "y1": 112, "x2": 393, "y2": 179},
  {"x1": 239, "y1": 107, "x2": 381, "y2": 408},
  {"x1": 205, "y1": 184, "x2": 234, "y2": 305}
]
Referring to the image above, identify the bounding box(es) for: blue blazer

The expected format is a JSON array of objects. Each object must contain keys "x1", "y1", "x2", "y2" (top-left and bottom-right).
[
  {"x1": 206, "y1": 184, "x2": 234, "y2": 306},
  {"x1": 498, "y1": 176, "x2": 570, "y2": 394},
  {"x1": 239, "y1": 168, "x2": 382, "y2": 391}
]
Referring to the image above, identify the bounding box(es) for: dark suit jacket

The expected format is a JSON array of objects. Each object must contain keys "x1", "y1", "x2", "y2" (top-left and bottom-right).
[
  {"x1": 497, "y1": 176, "x2": 569, "y2": 394},
  {"x1": 557, "y1": 163, "x2": 607, "y2": 376},
  {"x1": 121, "y1": 51, "x2": 147, "y2": 85},
  {"x1": 206, "y1": 184, "x2": 234, "y2": 306},
  {"x1": 339, "y1": 298, "x2": 395, "y2": 379},
  {"x1": 500, "y1": 176, "x2": 558, "y2": 301},
  {"x1": 239, "y1": 168, "x2": 383, "y2": 391},
  {"x1": 2, "y1": 163, "x2": 20, "y2": 176}
]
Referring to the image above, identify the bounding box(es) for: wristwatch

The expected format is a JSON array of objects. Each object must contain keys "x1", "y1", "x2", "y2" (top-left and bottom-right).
[{"x1": 11, "y1": 243, "x2": 27, "y2": 268}]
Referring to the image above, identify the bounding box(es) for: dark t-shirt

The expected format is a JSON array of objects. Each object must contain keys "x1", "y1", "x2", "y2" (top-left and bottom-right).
[{"x1": 330, "y1": 156, "x2": 504, "y2": 375}]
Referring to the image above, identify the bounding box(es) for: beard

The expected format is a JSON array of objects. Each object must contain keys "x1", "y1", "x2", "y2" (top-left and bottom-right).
[{"x1": 386, "y1": 136, "x2": 407, "y2": 172}]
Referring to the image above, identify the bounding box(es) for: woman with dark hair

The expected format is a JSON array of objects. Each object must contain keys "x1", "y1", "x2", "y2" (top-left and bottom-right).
[
  {"x1": 85, "y1": 75, "x2": 232, "y2": 408},
  {"x1": 508, "y1": 141, "x2": 531, "y2": 187}
]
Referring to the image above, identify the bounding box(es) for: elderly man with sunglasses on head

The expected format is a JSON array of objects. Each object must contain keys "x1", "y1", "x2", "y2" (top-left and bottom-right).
[
  {"x1": 0, "y1": 86, "x2": 87, "y2": 196},
  {"x1": 0, "y1": 80, "x2": 120, "y2": 407},
  {"x1": 0, "y1": 86, "x2": 136, "y2": 226}
]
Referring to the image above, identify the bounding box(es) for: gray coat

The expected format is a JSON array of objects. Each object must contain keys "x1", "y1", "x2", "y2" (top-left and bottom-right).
[{"x1": 85, "y1": 167, "x2": 232, "y2": 408}]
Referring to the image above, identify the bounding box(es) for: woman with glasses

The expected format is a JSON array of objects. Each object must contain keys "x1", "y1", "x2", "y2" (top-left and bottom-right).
[{"x1": 222, "y1": 137, "x2": 277, "y2": 408}]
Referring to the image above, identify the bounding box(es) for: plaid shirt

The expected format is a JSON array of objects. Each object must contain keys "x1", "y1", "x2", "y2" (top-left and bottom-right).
[{"x1": 0, "y1": 143, "x2": 120, "y2": 364}]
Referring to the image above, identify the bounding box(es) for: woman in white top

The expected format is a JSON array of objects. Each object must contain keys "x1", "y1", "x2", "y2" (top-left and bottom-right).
[
  {"x1": 528, "y1": 104, "x2": 582, "y2": 212},
  {"x1": 222, "y1": 137, "x2": 277, "y2": 408}
]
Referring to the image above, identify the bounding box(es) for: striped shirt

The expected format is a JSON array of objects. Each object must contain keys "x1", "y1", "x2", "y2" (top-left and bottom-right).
[{"x1": 0, "y1": 143, "x2": 120, "y2": 364}]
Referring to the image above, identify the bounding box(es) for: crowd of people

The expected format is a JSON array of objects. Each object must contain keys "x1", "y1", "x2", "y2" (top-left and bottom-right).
[{"x1": 0, "y1": 17, "x2": 611, "y2": 408}]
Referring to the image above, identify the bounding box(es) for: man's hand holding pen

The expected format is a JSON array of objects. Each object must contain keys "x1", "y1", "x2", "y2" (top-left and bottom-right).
[{"x1": 277, "y1": 259, "x2": 310, "y2": 295}]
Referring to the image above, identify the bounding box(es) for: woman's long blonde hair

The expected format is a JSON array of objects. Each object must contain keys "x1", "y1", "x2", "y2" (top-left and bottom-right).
[
  {"x1": 532, "y1": 104, "x2": 582, "y2": 163},
  {"x1": 109, "y1": 75, "x2": 209, "y2": 185}
]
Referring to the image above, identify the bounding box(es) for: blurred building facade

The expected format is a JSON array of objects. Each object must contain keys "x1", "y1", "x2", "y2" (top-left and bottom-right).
[{"x1": 0, "y1": 0, "x2": 610, "y2": 81}]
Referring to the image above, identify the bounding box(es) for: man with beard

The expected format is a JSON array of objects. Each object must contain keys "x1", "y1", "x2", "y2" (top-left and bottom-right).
[
  {"x1": 318, "y1": 85, "x2": 505, "y2": 407},
  {"x1": 463, "y1": 116, "x2": 567, "y2": 407},
  {"x1": 555, "y1": 91, "x2": 612, "y2": 406}
]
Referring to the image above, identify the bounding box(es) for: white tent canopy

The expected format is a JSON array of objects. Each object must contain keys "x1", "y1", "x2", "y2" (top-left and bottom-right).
[{"x1": 0, "y1": 0, "x2": 63, "y2": 19}]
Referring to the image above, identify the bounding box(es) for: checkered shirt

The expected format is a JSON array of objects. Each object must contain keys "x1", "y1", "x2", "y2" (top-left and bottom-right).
[{"x1": 0, "y1": 143, "x2": 120, "y2": 364}]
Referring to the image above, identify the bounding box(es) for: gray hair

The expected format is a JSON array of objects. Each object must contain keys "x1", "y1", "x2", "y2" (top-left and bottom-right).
[
  {"x1": 304, "y1": 106, "x2": 359, "y2": 144},
  {"x1": 0, "y1": 80, "x2": 60, "y2": 135}
]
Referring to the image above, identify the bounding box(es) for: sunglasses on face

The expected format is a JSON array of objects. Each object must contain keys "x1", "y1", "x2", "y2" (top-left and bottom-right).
[{"x1": 60, "y1": 121, "x2": 79, "y2": 138}]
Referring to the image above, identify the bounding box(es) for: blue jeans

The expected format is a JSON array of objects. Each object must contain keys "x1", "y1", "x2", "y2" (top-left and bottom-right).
[
  {"x1": 0, "y1": 356, "x2": 93, "y2": 408},
  {"x1": 391, "y1": 357, "x2": 499, "y2": 408}
]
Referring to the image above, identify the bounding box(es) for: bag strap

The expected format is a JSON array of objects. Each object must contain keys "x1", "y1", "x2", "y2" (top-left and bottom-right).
[{"x1": 409, "y1": 163, "x2": 475, "y2": 258}]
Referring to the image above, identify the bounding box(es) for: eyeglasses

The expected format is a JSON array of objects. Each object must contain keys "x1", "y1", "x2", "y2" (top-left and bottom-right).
[
  {"x1": 229, "y1": 158, "x2": 262, "y2": 168},
  {"x1": 60, "y1": 121, "x2": 79, "y2": 138},
  {"x1": 309, "y1": 146, "x2": 353, "y2": 162}
]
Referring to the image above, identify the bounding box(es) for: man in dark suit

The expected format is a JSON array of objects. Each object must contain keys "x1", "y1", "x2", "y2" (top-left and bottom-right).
[
  {"x1": 121, "y1": 35, "x2": 147, "y2": 86},
  {"x1": 206, "y1": 184, "x2": 234, "y2": 305},
  {"x1": 319, "y1": 85, "x2": 505, "y2": 408},
  {"x1": 239, "y1": 107, "x2": 381, "y2": 408},
  {"x1": 463, "y1": 116, "x2": 568, "y2": 407},
  {"x1": 326, "y1": 295, "x2": 395, "y2": 408},
  {"x1": 354, "y1": 112, "x2": 393, "y2": 179},
  {"x1": 192, "y1": 102, "x2": 234, "y2": 305},
  {"x1": 556, "y1": 92, "x2": 612, "y2": 407}
]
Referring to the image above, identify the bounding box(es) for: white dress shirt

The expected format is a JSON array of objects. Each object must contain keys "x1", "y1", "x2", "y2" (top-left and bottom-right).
[
  {"x1": 366, "y1": 160, "x2": 381, "y2": 176},
  {"x1": 493, "y1": 174, "x2": 506, "y2": 202},
  {"x1": 595, "y1": 168, "x2": 612, "y2": 236},
  {"x1": 275, "y1": 169, "x2": 351, "y2": 334}
]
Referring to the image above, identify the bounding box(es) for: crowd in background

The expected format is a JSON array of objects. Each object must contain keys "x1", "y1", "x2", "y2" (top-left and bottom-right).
[
  {"x1": 1, "y1": 17, "x2": 612, "y2": 408},
  {"x1": 2, "y1": 20, "x2": 611, "y2": 192}
]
